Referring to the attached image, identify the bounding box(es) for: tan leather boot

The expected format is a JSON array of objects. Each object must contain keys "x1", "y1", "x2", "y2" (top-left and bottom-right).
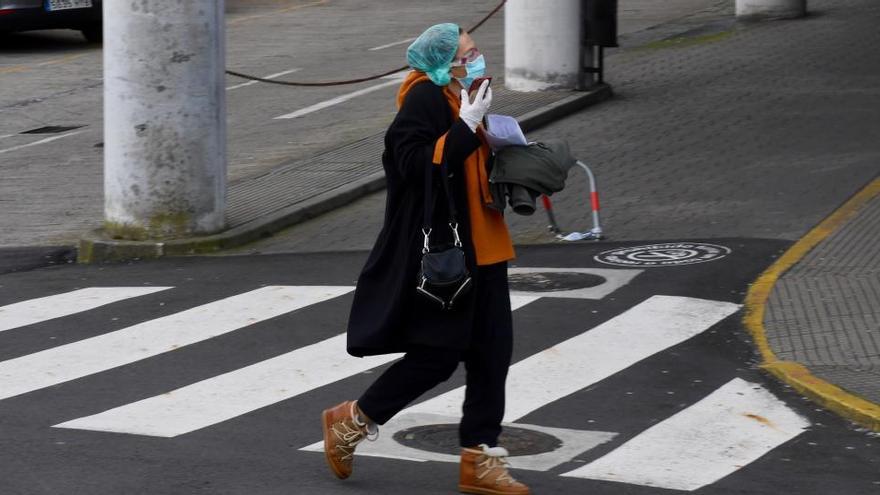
[
  {"x1": 321, "y1": 400, "x2": 376, "y2": 479},
  {"x1": 459, "y1": 444, "x2": 530, "y2": 495}
]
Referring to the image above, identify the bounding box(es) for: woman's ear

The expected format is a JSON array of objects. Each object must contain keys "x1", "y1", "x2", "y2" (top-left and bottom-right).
[{"x1": 450, "y1": 65, "x2": 467, "y2": 78}]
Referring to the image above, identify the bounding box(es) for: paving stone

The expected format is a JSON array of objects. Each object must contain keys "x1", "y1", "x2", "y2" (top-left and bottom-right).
[
  {"x1": 765, "y1": 195, "x2": 880, "y2": 402},
  {"x1": 237, "y1": 0, "x2": 880, "y2": 254}
]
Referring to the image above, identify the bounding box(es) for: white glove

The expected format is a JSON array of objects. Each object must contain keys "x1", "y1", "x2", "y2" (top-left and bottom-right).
[{"x1": 459, "y1": 79, "x2": 493, "y2": 133}]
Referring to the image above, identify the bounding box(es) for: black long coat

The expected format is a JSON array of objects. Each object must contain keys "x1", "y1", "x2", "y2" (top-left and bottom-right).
[{"x1": 346, "y1": 79, "x2": 484, "y2": 357}]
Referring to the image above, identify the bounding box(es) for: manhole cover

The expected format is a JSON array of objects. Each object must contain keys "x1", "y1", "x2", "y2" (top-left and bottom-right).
[
  {"x1": 20, "y1": 125, "x2": 84, "y2": 135},
  {"x1": 594, "y1": 242, "x2": 731, "y2": 267},
  {"x1": 508, "y1": 272, "x2": 604, "y2": 292},
  {"x1": 393, "y1": 424, "x2": 562, "y2": 456}
]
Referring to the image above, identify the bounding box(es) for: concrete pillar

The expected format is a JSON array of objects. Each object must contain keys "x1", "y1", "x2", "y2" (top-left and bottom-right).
[
  {"x1": 103, "y1": 0, "x2": 227, "y2": 240},
  {"x1": 736, "y1": 0, "x2": 806, "y2": 19},
  {"x1": 505, "y1": 0, "x2": 581, "y2": 91}
]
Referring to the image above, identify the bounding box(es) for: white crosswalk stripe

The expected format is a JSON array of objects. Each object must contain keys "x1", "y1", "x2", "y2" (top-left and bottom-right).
[
  {"x1": 55, "y1": 334, "x2": 402, "y2": 437},
  {"x1": 53, "y1": 295, "x2": 542, "y2": 437},
  {"x1": 415, "y1": 295, "x2": 741, "y2": 423},
  {"x1": 0, "y1": 286, "x2": 352, "y2": 401},
  {"x1": 561, "y1": 377, "x2": 810, "y2": 491},
  {"x1": 301, "y1": 295, "x2": 743, "y2": 468},
  {"x1": 0, "y1": 287, "x2": 172, "y2": 333}
]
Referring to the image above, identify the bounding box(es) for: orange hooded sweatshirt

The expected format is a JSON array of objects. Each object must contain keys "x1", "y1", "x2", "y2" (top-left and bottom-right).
[{"x1": 396, "y1": 71, "x2": 515, "y2": 266}]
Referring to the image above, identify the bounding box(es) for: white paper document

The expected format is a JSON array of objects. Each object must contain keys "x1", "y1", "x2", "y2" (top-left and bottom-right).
[{"x1": 484, "y1": 114, "x2": 528, "y2": 150}]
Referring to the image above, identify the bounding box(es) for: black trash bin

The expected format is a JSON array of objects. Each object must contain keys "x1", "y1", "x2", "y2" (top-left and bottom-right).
[
  {"x1": 580, "y1": 0, "x2": 618, "y2": 87},
  {"x1": 583, "y1": 0, "x2": 619, "y2": 48}
]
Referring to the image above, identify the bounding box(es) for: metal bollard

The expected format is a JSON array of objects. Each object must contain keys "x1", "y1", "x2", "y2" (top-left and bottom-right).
[
  {"x1": 576, "y1": 160, "x2": 604, "y2": 240},
  {"x1": 541, "y1": 195, "x2": 563, "y2": 235},
  {"x1": 540, "y1": 160, "x2": 605, "y2": 242}
]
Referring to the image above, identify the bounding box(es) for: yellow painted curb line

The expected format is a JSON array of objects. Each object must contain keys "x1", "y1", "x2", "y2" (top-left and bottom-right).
[{"x1": 743, "y1": 178, "x2": 880, "y2": 432}]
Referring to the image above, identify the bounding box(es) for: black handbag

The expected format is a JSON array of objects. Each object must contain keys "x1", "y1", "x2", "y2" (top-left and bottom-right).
[{"x1": 416, "y1": 152, "x2": 472, "y2": 310}]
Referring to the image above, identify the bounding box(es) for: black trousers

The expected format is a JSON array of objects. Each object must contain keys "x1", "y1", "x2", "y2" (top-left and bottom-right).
[{"x1": 357, "y1": 262, "x2": 513, "y2": 447}]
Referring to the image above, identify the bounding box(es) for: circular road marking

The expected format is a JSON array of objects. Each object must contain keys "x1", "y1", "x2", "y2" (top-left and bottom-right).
[{"x1": 594, "y1": 242, "x2": 732, "y2": 267}]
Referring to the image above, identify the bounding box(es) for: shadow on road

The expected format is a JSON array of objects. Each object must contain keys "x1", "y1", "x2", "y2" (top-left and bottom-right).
[
  {"x1": 0, "y1": 246, "x2": 76, "y2": 275},
  {"x1": 0, "y1": 30, "x2": 96, "y2": 54}
]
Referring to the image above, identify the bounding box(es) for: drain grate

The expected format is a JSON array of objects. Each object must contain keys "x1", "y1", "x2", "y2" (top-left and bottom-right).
[
  {"x1": 393, "y1": 424, "x2": 562, "y2": 456},
  {"x1": 508, "y1": 272, "x2": 605, "y2": 292},
  {"x1": 20, "y1": 125, "x2": 84, "y2": 135}
]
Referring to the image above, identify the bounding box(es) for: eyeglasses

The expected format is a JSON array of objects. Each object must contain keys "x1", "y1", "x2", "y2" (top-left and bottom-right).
[{"x1": 451, "y1": 47, "x2": 481, "y2": 67}]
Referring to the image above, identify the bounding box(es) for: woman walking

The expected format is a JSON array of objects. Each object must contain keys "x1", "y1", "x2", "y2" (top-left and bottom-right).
[{"x1": 321, "y1": 23, "x2": 529, "y2": 495}]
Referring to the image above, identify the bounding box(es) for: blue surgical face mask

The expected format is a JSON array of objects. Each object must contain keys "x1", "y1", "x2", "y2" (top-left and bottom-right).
[{"x1": 454, "y1": 54, "x2": 486, "y2": 90}]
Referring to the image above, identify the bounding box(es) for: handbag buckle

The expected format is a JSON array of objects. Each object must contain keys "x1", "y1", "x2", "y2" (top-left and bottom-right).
[
  {"x1": 449, "y1": 222, "x2": 462, "y2": 248},
  {"x1": 416, "y1": 274, "x2": 472, "y2": 311},
  {"x1": 422, "y1": 228, "x2": 432, "y2": 254}
]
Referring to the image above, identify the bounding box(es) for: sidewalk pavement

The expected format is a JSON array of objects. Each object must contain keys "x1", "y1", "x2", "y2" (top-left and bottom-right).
[
  {"x1": 76, "y1": 0, "x2": 738, "y2": 263},
  {"x1": 77, "y1": 85, "x2": 612, "y2": 262},
  {"x1": 2, "y1": 0, "x2": 725, "y2": 253},
  {"x1": 750, "y1": 180, "x2": 880, "y2": 431}
]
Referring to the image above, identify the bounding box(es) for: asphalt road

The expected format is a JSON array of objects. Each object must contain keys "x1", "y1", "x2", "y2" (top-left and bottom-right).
[
  {"x1": 1, "y1": 242, "x2": 878, "y2": 495},
  {"x1": 2, "y1": 1, "x2": 879, "y2": 493}
]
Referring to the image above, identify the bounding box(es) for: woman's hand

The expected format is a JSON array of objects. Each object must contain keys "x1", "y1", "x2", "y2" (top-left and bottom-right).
[{"x1": 459, "y1": 79, "x2": 493, "y2": 133}]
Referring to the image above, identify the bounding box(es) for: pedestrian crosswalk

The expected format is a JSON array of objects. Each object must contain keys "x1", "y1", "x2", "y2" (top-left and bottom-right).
[
  {"x1": 561, "y1": 377, "x2": 810, "y2": 491},
  {"x1": 0, "y1": 269, "x2": 810, "y2": 492},
  {"x1": 0, "y1": 286, "x2": 352, "y2": 401},
  {"x1": 0, "y1": 287, "x2": 171, "y2": 332},
  {"x1": 55, "y1": 333, "x2": 399, "y2": 437},
  {"x1": 54, "y1": 294, "x2": 541, "y2": 437},
  {"x1": 300, "y1": 294, "x2": 747, "y2": 479}
]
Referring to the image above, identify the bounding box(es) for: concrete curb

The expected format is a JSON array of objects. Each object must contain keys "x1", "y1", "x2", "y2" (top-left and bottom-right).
[
  {"x1": 77, "y1": 84, "x2": 613, "y2": 263},
  {"x1": 742, "y1": 178, "x2": 880, "y2": 432}
]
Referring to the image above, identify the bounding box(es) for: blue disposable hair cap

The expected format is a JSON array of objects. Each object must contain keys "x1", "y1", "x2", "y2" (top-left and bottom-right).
[{"x1": 406, "y1": 23, "x2": 460, "y2": 86}]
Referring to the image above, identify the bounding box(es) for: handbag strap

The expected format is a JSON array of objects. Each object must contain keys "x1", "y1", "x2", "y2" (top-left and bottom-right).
[{"x1": 422, "y1": 143, "x2": 462, "y2": 253}]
